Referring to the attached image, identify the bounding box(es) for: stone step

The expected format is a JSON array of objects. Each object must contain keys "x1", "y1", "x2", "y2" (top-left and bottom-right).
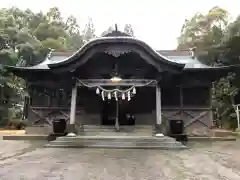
[
  {"x1": 82, "y1": 132, "x2": 152, "y2": 136},
  {"x1": 83, "y1": 125, "x2": 153, "y2": 127},
  {"x1": 45, "y1": 144, "x2": 187, "y2": 149},
  {"x1": 83, "y1": 125, "x2": 153, "y2": 130},
  {"x1": 82, "y1": 125, "x2": 153, "y2": 134},
  {"x1": 82, "y1": 129, "x2": 152, "y2": 132},
  {"x1": 52, "y1": 139, "x2": 178, "y2": 145},
  {"x1": 49, "y1": 142, "x2": 183, "y2": 148},
  {"x1": 45, "y1": 136, "x2": 187, "y2": 149},
  {"x1": 53, "y1": 140, "x2": 178, "y2": 144},
  {"x1": 82, "y1": 125, "x2": 153, "y2": 136},
  {"x1": 57, "y1": 136, "x2": 176, "y2": 142},
  {"x1": 52, "y1": 139, "x2": 180, "y2": 144},
  {"x1": 82, "y1": 129, "x2": 153, "y2": 132}
]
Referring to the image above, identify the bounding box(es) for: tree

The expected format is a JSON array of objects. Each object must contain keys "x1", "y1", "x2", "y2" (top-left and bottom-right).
[
  {"x1": 82, "y1": 18, "x2": 96, "y2": 42},
  {"x1": 65, "y1": 15, "x2": 80, "y2": 36},
  {"x1": 177, "y1": 6, "x2": 240, "y2": 129},
  {"x1": 123, "y1": 24, "x2": 134, "y2": 36},
  {"x1": 0, "y1": 6, "x2": 97, "y2": 127},
  {"x1": 101, "y1": 26, "x2": 114, "y2": 36},
  {"x1": 46, "y1": 7, "x2": 62, "y2": 25},
  {"x1": 178, "y1": 7, "x2": 229, "y2": 65},
  {"x1": 41, "y1": 38, "x2": 67, "y2": 51},
  {"x1": 65, "y1": 15, "x2": 84, "y2": 50}
]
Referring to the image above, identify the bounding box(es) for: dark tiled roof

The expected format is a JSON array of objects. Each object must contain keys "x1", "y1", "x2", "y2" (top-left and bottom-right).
[
  {"x1": 3, "y1": 30, "x2": 236, "y2": 76},
  {"x1": 49, "y1": 50, "x2": 192, "y2": 58},
  {"x1": 44, "y1": 49, "x2": 210, "y2": 69}
]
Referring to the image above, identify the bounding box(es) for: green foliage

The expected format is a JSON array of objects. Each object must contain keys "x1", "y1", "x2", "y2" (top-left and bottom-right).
[
  {"x1": 0, "y1": 49, "x2": 18, "y2": 65},
  {"x1": 212, "y1": 73, "x2": 239, "y2": 129},
  {"x1": 124, "y1": 24, "x2": 134, "y2": 36},
  {"x1": 0, "y1": 6, "x2": 97, "y2": 127},
  {"x1": 41, "y1": 38, "x2": 67, "y2": 51},
  {"x1": 178, "y1": 6, "x2": 240, "y2": 129},
  {"x1": 33, "y1": 22, "x2": 66, "y2": 41},
  {"x1": 101, "y1": 26, "x2": 114, "y2": 36},
  {"x1": 0, "y1": 6, "x2": 96, "y2": 66},
  {"x1": 82, "y1": 18, "x2": 96, "y2": 42},
  {"x1": 178, "y1": 7, "x2": 229, "y2": 65}
]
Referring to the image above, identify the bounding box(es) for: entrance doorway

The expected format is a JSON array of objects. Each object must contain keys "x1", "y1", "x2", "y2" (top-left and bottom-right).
[
  {"x1": 101, "y1": 99, "x2": 135, "y2": 126},
  {"x1": 118, "y1": 100, "x2": 135, "y2": 125},
  {"x1": 101, "y1": 99, "x2": 116, "y2": 125}
]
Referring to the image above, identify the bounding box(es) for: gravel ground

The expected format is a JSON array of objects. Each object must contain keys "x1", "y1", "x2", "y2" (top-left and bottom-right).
[{"x1": 0, "y1": 140, "x2": 240, "y2": 180}]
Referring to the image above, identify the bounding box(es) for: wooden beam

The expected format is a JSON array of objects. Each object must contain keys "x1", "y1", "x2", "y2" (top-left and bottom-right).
[
  {"x1": 77, "y1": 79, "x2": 157, "y2": 87},
  {"x1": 184, "y1": 111, "x2": 209, "y2": 128},
  {"x1": 161, "y1": 107, "x2": 212, "y2": 110},
  {"x1": 30, "y1": 106, "x2": 213, "y2": 111},
  {"x1": 28, "y1": 81, "x2": 70, "y2": 88}
]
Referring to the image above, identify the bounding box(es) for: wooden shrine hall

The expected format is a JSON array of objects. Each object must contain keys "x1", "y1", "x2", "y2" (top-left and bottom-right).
[{"x1": 4, "y1": 29, "x2": 238, "y2": 137}]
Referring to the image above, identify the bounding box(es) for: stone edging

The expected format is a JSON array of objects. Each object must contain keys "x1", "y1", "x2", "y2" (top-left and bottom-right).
[{"x1": 188, "y1": 136, "x2": 236, "y2": 141}]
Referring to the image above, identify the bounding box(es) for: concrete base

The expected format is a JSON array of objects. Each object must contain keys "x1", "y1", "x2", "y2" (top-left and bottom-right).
[
  {"x1": 25, "y1": 126, "x2": 52, "y2": 135},
  {"x1": 3, "y1": 134, "x2": 51, "y2": 141},
  {"x1": 188, "y1": 136, "x2": 236, "y2": 141},
  {"x1": 210, "y1": 129, "x2": 236, "y2": 137}
]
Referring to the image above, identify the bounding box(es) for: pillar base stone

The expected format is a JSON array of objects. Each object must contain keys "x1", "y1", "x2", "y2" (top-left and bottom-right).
[
  {"x1": 155, "y1": 133, "x2": 164, "y2": 137},
  {"x1": 66, "y1": 124, "x2": 78, "y2": 135},
  {"x1": 155, "y1": 124, "x2": 162, "y2": 134},
  {"x1": 67, "y1": 132, "x2": 77, "y2": 137}
]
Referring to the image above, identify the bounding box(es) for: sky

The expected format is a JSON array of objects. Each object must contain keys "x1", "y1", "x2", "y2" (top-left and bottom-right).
[{"x1": 0, "y1": 0, "x2": 239, "y2": 50}]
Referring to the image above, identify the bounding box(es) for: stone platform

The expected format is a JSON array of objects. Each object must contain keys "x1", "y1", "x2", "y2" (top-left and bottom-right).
[{"x1": 45, "y1": 135, "x2": 187, "y2": 149}]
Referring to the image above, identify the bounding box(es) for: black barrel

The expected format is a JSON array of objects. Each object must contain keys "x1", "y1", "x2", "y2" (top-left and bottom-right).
[
  {"x1": 169, "y1": 119, "x2": 184, "y2": 134},
  {"x1": 52, "y1": 118, "x2": 66, "y2": 135}
]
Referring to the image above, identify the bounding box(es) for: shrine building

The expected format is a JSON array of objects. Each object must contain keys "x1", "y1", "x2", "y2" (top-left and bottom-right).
[{"x1": 5, "y1": 29, "x2": 236, "y2": 138}]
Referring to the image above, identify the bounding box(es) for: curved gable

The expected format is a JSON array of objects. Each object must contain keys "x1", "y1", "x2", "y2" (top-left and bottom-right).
[{"x1": 48, "y1": 36, "x2": 185, "y2": 73}]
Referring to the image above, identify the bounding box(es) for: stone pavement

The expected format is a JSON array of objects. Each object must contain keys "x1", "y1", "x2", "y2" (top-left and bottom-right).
[
  {"x1": 0, "y1": 140, "x2": 240, "y2": 179},
  {"x1": 0, "y1": 138, "x2": 44, "y2": 161}
]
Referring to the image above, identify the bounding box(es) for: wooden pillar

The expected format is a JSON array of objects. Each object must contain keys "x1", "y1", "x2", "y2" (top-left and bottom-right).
[
  {"x1": 209, "y1": 86, "x2": 215, "y2": 127},
  {"x1": 67, "y1": 83, "x2": 78, "y2": 137},
  {"x1": 180, "y1": 87, "x2": 183, "y2": 119},
  {"x1": 115, "y1": 101, "x2": 120, "y2": 131},
  {"x1": 156, "y1": 84, "x2": 162, "y2": 125}
]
